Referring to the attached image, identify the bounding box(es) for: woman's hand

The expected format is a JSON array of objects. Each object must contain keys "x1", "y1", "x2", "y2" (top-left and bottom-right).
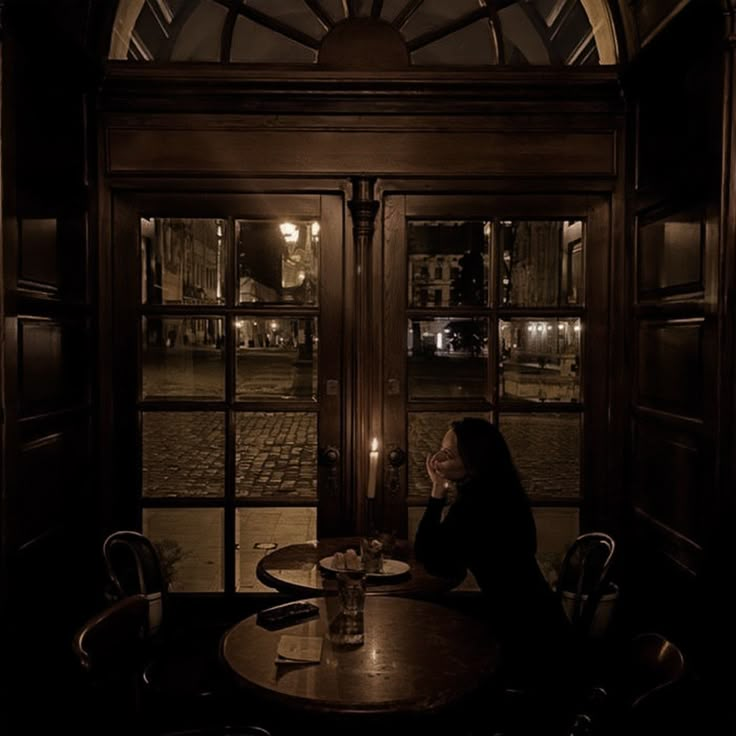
[{"x1": 426, "y1": 451, "x2": 450, "y2": 499}]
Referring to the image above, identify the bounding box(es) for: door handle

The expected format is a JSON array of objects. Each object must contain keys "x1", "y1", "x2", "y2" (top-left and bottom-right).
[
  {"x1": 319, "y1": 446, "x2": 340, "y2": 496},
  {"x1": 387, "y1": 446, "x2": 406, "y2": 495}
]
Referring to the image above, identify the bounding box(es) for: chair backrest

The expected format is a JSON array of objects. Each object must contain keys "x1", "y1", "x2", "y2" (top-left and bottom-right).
[
  {"x1": 625, "y1": 632, "x2": 685, "y2": 709},
  {"x1": 103, "y1": 531, "x2": 167, "y2": 634},
  {"x1": 557, "y1": 532, "x2": 616, "y2": 635},
  {"x1": 73, "y1": 594, "x2": 149, "y2": 673},
  {"x1": 567, "y1": 632, "x2": 686, "y2": 736}
]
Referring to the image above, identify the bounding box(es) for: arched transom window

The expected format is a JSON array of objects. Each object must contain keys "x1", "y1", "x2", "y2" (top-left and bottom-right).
[{"x1": 109, "y1": 0, "x2": 618, "y2": 65}]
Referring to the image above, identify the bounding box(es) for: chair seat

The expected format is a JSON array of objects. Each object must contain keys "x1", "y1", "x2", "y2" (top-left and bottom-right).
[{"x1": 143, "y1": 625, "x2": 234, "y2": 700}]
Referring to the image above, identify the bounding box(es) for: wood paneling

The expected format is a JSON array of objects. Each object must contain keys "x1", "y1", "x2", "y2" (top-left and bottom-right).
[
  {"x1": 637, "y1": 209, "x2": 703, "y2": 298},
  {"x1": 632, "y1": 417, "x2": 702, "y2": 544},
  {"x1": 108, "y1": 128, "x2": 616, "y2": 177},
  {"x1": 18, "y1": 318, "x2": 89, "y2": 415},
  {"x1": 625, "y1": 1, "x2": 727, "y2": 682},
  {"x1": 636, "y1": 319, "x2": 703, "y2": 417},
  {"x1": 18, "y1": 218, "x2": 58, "y2": 291}
]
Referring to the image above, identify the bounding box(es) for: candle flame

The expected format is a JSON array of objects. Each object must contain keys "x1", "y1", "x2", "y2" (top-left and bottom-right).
[{"x1": 371, "y1": 437, "x2": 378, "y2": 452}]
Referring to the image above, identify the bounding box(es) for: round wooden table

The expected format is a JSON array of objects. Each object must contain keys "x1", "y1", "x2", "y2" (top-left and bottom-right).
[
  {"x1": 221, "y1": 596, "x2": 498, "y2": 723},
  {"x1": 255, "y1": 536, "x2": 465, "y2": 598}
]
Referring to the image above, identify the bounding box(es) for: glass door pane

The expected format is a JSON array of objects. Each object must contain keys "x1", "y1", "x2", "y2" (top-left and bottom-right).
[
  {"x1": 382, "y1": 195, "x2": 599, "y2": 569},
  {"x1": 116, "y1": 193, "x2": 343, "y2": 596}
]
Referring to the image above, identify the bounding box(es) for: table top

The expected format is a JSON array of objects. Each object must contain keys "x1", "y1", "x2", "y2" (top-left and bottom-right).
[
  {"x1": 256, "y1": 536, "x2": 465, "y2": 598},
  {"x1": 221, "y1": 596, "x2": 498, "y2": 717}
]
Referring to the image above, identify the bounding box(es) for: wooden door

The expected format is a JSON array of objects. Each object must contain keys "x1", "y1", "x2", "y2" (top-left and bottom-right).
[
  {"x1": 111, "y1": 191, "x2": 344, "y2": 593},
  {"x1": 378, "y1": 193, "x2": 611, "y2": 556}
]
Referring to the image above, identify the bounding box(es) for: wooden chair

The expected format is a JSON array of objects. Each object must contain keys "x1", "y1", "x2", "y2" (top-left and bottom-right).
[
  {"x1": 72, "y1": 594, "x2": 271, "y2": 736},
  {"x1": 569, "y1": 632, "x2": 686, "y2": 736},
  {"x1": 102, "y1": 531, "x2": 243, "y2": 728},
  {"x1": 556, "y1": 532, "x2": 616, "y2": 640},
  {"x1": 73, "y1": 593, "x2": 150, "y2": 732}
]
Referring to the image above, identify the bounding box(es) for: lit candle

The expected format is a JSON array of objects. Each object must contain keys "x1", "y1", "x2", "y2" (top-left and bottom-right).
[{"x1": 367, "y1": 437, "x2": 379, "y2": 499}]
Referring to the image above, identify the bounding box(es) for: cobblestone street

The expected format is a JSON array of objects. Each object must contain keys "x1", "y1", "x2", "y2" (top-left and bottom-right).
[
  {"x1": 144, "y1": 405, "x2": 580, "y2": 500},
  {"x1": 140, "y1": 360, "x2": 581, "y2": 592}
]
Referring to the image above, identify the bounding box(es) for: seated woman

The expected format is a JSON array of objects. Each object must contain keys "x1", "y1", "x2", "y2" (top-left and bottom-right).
[{"x1": 415, "y1": 418, "x2": 576, "y2": 726}]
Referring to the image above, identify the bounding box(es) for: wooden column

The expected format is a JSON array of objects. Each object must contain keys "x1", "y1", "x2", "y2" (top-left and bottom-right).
[{"x1": 348, "y1": 177, "x2": 379, "y2": 534}]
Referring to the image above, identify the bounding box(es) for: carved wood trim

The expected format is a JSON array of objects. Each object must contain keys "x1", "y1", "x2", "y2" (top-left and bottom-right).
[{"x1": 348, "y1": 178, "x2": 380, "y2": 534}]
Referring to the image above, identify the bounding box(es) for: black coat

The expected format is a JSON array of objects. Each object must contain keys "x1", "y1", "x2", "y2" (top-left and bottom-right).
[{"x1": 415, "y1": 478, "x2": 573, "y2": 684}]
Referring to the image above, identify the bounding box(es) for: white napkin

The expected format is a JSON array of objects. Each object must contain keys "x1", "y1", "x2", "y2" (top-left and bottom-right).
[{"x1": 275, "y1": 635, "x2": 323, "y2": 664}]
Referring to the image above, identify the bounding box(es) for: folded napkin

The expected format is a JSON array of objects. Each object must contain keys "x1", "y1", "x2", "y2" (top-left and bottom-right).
[{"x1": 275, "y1": 635, "x2": 323, "y2": 664}]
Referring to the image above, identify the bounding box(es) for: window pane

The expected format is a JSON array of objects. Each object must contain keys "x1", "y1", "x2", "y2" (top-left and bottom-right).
[
  {"x1": 246, "y1": 0, "x2": 327, "y2": 37},
  {"x1": 231, "y1": 16, "x2": 317, "y2": 63},
  {"x1": 170, "y1": 0, "x2": 227, "y2": 61},
  {"x1": 411, "y1": 20, "x2": 497, "y2": 65},
  {"x1": 235, "y1": 413, "x2": 317, "y2": 498},
  {"x1": 236, "y1": 219, "x2": 319, "y2": 305},
  {"x1": 499, "y1": 318, "x2": 581, "y2": 403},
  {"x1": 408, "y1": 221, "x2": 489, "y2": 307},
  {"x1": 500, "y1": 413, "x2": 581, "y2": 497},
  {"x1": 403, "y1": 0, "x2": 483, "y2": 39},
  {"x1": 408, "y1": 411, "x2": 489, "y2": 501},
  {"x1": 140, "y1": 218, "x2": 226, "y2": 305},
  {"x1": 143, "y1": 508, "x2": 224, "y2": 592},
  {"x1": 236, "y1": 318, "x2": 318, "y2": 400},
  {"x1": 408, "y1": 318, "x2": 488, "y2": 399},
  {"x1": 142, "y1": 317, "x2": 225, "y2": 400},
  {"x1": 236, "y1": 507, "x2": 317, "y2": 592},
  {"x1": 142, "y1": 412, "x2": 224, "y2": 498},
  {"x1": 499, "y1": 220, "x2": 583, "y2": 307}
]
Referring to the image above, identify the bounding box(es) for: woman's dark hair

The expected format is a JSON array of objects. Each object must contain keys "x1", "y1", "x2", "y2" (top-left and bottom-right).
[{"x1": 451, "y1": 418, "x2": 525, "y2": 496}]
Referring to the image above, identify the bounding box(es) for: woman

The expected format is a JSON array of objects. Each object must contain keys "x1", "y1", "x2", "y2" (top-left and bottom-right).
[{"x1": 415, "y1": 418, "x2": 574, "y2": 698}]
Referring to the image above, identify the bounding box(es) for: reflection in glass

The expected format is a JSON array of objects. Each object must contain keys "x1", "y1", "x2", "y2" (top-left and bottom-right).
[
  {"x1": 140, "y1": 218, "x2": 225, "y2": 305},
  {"x1": 500, "y1": 413, "x2": 581, "y2": 497},
  {"x1": 408, "y1": 412, "x2": 489, "y2": 500},
  {"x1": 142, "y1": 317, "x2": 224, "y2": 399},
  {"x1": 499, "y1": 220, "x2": 583, "y2": 306},
  {"x1": 407, "y1": 221, "x2": 489, "y2": 307},
  {"x1": 499, "y1": 318, "x2": 581, "y2": 403},
  {"x1": 236, "y1": 507, "x2": 317, "y2": 592},
  {"x1": 236, "y1": 318, "x2": 317, "y2": 400},
  {"x1": 408, "y1": 318, "x2": 488, "y2": 399},
  {"x1": 142, "y1": 412, "x2": 224, "y2": 498},
  {"x1": 236, "y1": 220, "x2": 319, "y2": 305},
  {"x1": 235, "y1": 413, "x2": 317, "y2": 498},
  {"x1": 143, "y1": 508, "x2": 224, "y2": 592}
]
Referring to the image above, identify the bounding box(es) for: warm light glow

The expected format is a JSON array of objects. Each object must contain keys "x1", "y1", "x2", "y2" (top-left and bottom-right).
[
  {"x1": 574, "y1": 323, "x2": 581, "y2": 333},
  {"x1": 279, "y1": 222, "x2": 299, "y2": 243},
  {"x1": 371, "y1": 437, "x2": 378, "y2": 452},
  {"x1": 310, "y1": 221, "x2": 321, "y2": 237},
  {"x1": 270, "y1": 321, "x2": 278, "y2": 331}
]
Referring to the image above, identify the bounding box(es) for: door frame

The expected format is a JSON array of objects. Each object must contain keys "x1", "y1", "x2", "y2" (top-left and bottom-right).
[{"x1": 108, "y1": 189, "x2": 348, "y2": 594}]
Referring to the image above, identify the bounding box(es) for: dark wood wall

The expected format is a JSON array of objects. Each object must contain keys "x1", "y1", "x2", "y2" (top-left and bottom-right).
[
  {"x1": 0, "y1": 0, "x2": 102, "y2": 724},
  {"x1": 623, "y1": 0, "x2": 734, "y2": 701}
]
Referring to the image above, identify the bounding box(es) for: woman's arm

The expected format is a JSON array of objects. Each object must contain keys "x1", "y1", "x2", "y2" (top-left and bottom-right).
[{"x1": 414, "y1": 495, "x2": 467, "y2": 578}]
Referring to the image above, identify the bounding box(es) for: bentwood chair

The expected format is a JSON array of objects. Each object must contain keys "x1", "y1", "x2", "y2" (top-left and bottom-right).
[
  {"x1": 102, "y1": 531, "x2": 240, "y2": 728},
  {"x1": 73, "y1": 594, "x2": 271, "y2": 736},
  {"x1": 556, "y1": 532, "x2": 616, "y2": 641},
  {"x1": 568, "y1": 632, "x2": 686, "y2": 736}
]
